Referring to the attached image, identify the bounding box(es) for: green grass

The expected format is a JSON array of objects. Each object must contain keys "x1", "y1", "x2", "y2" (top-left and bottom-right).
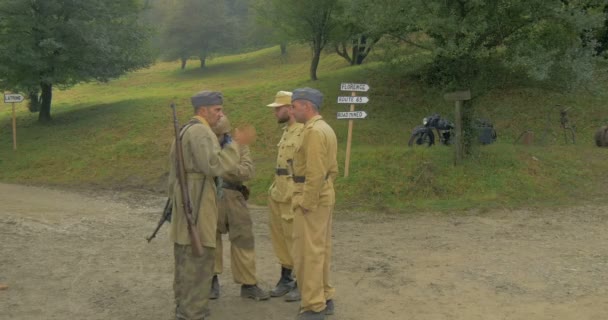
[{"x1": 0, "y1": 45, "x2": 607, "y2": 212}]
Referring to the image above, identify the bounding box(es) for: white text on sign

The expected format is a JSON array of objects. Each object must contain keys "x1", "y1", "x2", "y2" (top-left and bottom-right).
[
  {"x1": 4, "y1": 94, "x2": 24, "y2": 103},
  {"x1": 337, "y1": 111, "x2": 368, "y2": 119},
  {"x1": 337, "y1": 96, "x2": 369, "y2": 104},
  {"x1": 340, "y1": 83, "x2": 370, "y2": 92}
]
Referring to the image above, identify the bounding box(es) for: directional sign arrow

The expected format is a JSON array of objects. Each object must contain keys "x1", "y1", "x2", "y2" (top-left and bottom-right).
[
  {"x1": 4, "y1": 94, "x2": 24, "y2": 103},
  {"x1": 340, "y1": 83, "x2": 370, "y2": 92},
  {"x1": 337, "y1": 111, "x2": 368, "y2": 120},
  {"x1": 337, "y1": 96, "x2": 369, "y2": 104}
]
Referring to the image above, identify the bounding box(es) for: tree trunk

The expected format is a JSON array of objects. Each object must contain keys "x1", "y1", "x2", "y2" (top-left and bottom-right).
[
  {"x1": 200, "y1": 56, "x2": 206, "y2": 68},
  {"x1": 280, "y1": 42, "x2": 287, "y2": 55},
  {"x1": 310, "y1": 47, "x2": 321, "y2": 81},
  {"x1": 28, "y1": 90, "x2": 40, "y2": 113},
  {"x1": 351, "y1": 38, "x2": 360, "y2": 66},
  {"x1": 38, "y1": 83, "x2": 52, "y2": 122},
  {"x1": 180, "y1": 57, "x2": 187, "y2": 70}
]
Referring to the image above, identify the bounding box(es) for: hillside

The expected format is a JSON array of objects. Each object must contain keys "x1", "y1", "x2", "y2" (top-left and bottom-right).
[{"x1": 0, "y1": 45, "x2": 606, "y2": 211}]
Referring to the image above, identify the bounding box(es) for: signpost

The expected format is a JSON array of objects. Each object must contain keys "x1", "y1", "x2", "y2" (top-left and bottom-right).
[
  {"x1": 4, "y1": 93, "x2": 24, "y2": 150},
  {"x1": 338, "y1": 83, "x2": 370, "y2": 178},
  {"x1": 337, "y1": 111, "x2": 367, "y2": 119}
]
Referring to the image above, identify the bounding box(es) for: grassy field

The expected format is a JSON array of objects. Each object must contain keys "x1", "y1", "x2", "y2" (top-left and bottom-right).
[{"x1": 0, "y1": 45, "x2": 606, "y2": 212}]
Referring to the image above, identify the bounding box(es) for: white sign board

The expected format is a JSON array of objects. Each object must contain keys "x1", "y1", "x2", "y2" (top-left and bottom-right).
[
  {"x1": 4, "y1": 94, "x2": 24, "y2": 103},
  {"x1": 337, "y1": 111, "x2": 368, "y2": 120},
  {"x1": 337, "y1": 96, "x2": 369, "y2": 104},
  {"x1": 340, "y1": 83, "x2": 370, "y2": 92}
]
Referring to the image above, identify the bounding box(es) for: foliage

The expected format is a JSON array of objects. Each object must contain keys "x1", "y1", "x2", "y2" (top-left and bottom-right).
[{"x1": 0, "y1": 0, "x2": 153, "y2": 121}]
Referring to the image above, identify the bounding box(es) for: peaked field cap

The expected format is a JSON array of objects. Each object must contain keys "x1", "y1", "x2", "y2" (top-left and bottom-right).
[
  {"x1": 191, "y1": 90, "x2": 223, "y2": 107},
  {"x1": 266, "y1": 91, "x2": 293, "y2": 107},
  {"x1": 291, "y1": 87, "x2": 323, "y2": 109}
]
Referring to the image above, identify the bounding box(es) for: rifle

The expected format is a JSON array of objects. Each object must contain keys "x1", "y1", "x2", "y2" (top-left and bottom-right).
[
  {"x1": 170, "y1": 103, "x2": 204, "y2": 256},
  {"x1": 146, "y1": 198, "x2": 172, "y2": 243}
]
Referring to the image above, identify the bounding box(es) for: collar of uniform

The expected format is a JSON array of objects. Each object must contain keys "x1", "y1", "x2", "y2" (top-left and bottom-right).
[
  {"x1": 304, "y1": 115, "x2": 322, "y2": 129},
  {"x1": 286, "y1": 122, "x2": 301, "y2": 133},
  {"x1": 192, "y1": 116, "x2": 210, "y2": 127}
]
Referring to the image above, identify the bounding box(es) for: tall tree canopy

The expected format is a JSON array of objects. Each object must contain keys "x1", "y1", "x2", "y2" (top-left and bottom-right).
[
  {"x1": 0, "y1": 0, "x2": 153, "y2": 121},
  {"x1": 159, "y1": 0, "x2": 237, "y2": 69},
  {"x1": 258, "y1": 0, "x2": 342, "y2": 80}
]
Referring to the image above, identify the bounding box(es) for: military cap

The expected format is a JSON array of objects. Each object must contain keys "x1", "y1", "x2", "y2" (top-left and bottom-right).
[
  {"x1": 191, "y1": 90, "x2": 223, "y2": 107},
  {"x1": 291, "y1": 87, "x2": 323, "y2": 109},
  {"x1": 266, "y1": 91, "x2": 293, "y2": 107}
]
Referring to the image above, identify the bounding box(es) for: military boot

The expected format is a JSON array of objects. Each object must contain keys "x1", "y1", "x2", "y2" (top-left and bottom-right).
[
  {"x1": 296, "y1": 310, "x2": 325, "y2": 320},
  {"x1": 241, "y1": 284, "x2": 271, "y2": 301},
  {"x1": 284, "y1": 282, "x2": 301, "y2": 302},
  {"x1": 324, "y1": 300, "x2": 334, "y2": 315},
  {"x1": 209, "y1": 275, "x2": 220, "y2": 300},
  {"x1": 270, "y1": 267, "x2": 295, "y2": 297}
]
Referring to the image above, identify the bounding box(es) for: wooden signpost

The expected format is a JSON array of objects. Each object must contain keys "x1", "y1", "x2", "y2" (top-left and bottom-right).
[
  {"x1": 337, "y1": 83, "x2": 370, "y2": 178},
  {"x1": 4, "y1": 93, "x2": 24, "y2": 151},
  {"x1": 443, "y1": 90, "x2": 471, "y2": 165}
]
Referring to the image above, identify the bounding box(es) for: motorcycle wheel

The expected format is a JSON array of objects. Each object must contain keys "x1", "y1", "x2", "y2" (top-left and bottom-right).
[{"x1": 408, "y1": 130, "x2": 435, "y2": 147}]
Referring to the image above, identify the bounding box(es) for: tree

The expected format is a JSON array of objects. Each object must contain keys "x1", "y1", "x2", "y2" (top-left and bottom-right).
[
  {"x1": 0, "y1": 0, "x2": 153, "y2": 122},
  {"x1": 332, "y1": 0, "x2": 384, "y2": 66},
  {"x1": 387, "y1": 0, "x2": 604, "y2": 155},
  {"x1": 259, "y1": 0, "x2": 342, "y2": 80},
  {"x1": 160, "y1": 0, "x2": 236, "y2": 69}
]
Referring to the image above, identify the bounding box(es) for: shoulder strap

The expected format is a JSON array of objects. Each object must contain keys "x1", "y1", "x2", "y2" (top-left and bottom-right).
[{"x1": 179, "y1": 118, "x2": 202, "y2": 140}]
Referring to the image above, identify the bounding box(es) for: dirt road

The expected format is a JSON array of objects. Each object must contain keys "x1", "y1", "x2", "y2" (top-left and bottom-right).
[{"x1": 1, "y1": 183, "x2": 607, "y2": 320}]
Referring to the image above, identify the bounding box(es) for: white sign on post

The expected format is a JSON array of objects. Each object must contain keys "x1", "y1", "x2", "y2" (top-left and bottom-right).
[
  {"x1": 337, "y1": 111, "x2": 368, "y2": 120},
  {"x1": 340, "y1": 83, "x2": 371, "y2": 178},
  {"x1": 337, "y1": 96, "x2": 369, "y2": 104},
  {"x1": 340, "y1": 83, "x2": 370, "y2": 92},
  {"x1": 4, "y1": 94, "x2": 24, "y2": 103}
]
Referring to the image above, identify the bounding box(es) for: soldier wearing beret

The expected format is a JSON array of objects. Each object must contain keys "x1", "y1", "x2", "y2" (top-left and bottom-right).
[
  {"x1": 210, "y1": 117, "x2": 270, "y2": 301},
  {"x1": 168, "y1": 90, "x2": 255, "y2": 320},
  {"x1": 266, "y1": 91, "x2": 304, "y2": 301},
  {"x1": 289, "y1": 88, "x2": 338, "y2": 320}
]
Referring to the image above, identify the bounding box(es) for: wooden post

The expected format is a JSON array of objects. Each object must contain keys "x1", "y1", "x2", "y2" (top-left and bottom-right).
[
  {"x1": 454, "y1": 100, "x2": 463, "y2": 164},
  {"x1": 12, "y1": 102, "x2": 17, "y2": 150},
  {"x1": 344, "y1": 91, "x2": 355, "y2": 178},
  {"x1": 444, "y1": 90, "x2": 471, "y2": 165}
]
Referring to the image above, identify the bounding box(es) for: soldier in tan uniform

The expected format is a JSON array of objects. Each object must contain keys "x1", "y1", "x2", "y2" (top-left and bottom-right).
[
  {"x1": 168, "y1": 91, "x2": 255, "y2": 320},
  {"x1": 210, "y1": 117, "x2": 270, "y2": 301},
  {"x1": 289, "y1": 88, "x2": 338, "y2": 320},
  {"x1": 266, "y1": 91, "x2": 304, "y2": 301}
]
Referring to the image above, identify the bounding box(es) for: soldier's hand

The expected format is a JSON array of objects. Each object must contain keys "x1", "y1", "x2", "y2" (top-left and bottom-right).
[{"x1": 233, "y1": 125, "x2": 257, "y2": 145}]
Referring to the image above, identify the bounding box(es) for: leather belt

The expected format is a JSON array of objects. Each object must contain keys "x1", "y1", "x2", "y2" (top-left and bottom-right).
[
  {"x1": 276, "y1": 168, "x2": 289, "y2": 176},
  {"x1": 222, "y1": 181, "x2": 243, "y2": 191},
  {"x1": 293, "y1": 174, "x2": 330, "y2": 184}
]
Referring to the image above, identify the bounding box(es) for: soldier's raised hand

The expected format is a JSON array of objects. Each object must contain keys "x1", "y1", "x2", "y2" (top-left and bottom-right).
[{"x1": 233, "y1": 124, "x2": 257, "y2": 145}]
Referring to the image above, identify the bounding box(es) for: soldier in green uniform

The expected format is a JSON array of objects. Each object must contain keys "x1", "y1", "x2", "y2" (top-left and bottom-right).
[
  {"x1": 168, "y1": 91, "x2": 256, "y2": 320},
  {"x1": 266, "y1": 91, "x2": 304, "y2": 301},
  {"x1": 210, "y1": 116, "x2": 270, "y2": 301},
  {"x1": 289, "y1": 88, "x2": 338, "y2": 320}
]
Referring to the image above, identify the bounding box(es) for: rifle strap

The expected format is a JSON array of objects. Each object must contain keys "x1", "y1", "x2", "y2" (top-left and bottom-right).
[{"x1": 178, "y1": 118, "x2": 206, "y2": 226}]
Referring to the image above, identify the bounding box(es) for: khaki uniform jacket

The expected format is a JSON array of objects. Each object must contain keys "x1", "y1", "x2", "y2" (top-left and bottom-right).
[
  {"x1": 223, "y1": 145, "x2": 254, "y2": 185},
  {"x1": 292, "y1": 115, "x2": 338, "y2": 211},
  {"x1": 269, "y1": 123, "x2": 304, "y2": 203},
  {"x1": 168, "y1": 116, "x2": 240, "y2": 247},
  {"x1": 216, "y1": 145, "x2": 254, "y2": 235}
]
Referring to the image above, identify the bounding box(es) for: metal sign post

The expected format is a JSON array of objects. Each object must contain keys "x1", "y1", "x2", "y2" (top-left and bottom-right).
[
  {"x1": 4, "y1": 94, "x2": 24, "y2": 151},
  {"x1": 338, "y1": 83, "x2": 370, "y2": 178}
]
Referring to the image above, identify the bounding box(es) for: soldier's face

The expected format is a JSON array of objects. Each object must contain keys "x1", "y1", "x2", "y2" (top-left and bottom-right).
[
  {"x1": 290, "y1": 100, "x2": 308, "y2": 123},
  {"x1": 274, "y1": 105, "x2": 290, "y2": 123},
  {"x1": 201, "y1": 105, "x2": 224, "y2": 127}
]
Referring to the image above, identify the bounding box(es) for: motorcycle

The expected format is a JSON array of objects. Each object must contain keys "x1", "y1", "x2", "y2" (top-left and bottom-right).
[
  {"x1": 408, "y1": 114, "x2": 497, "y2": 147},
  {"x1": 408, "y1": 114, "x2": 454, "y2": 147}
]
